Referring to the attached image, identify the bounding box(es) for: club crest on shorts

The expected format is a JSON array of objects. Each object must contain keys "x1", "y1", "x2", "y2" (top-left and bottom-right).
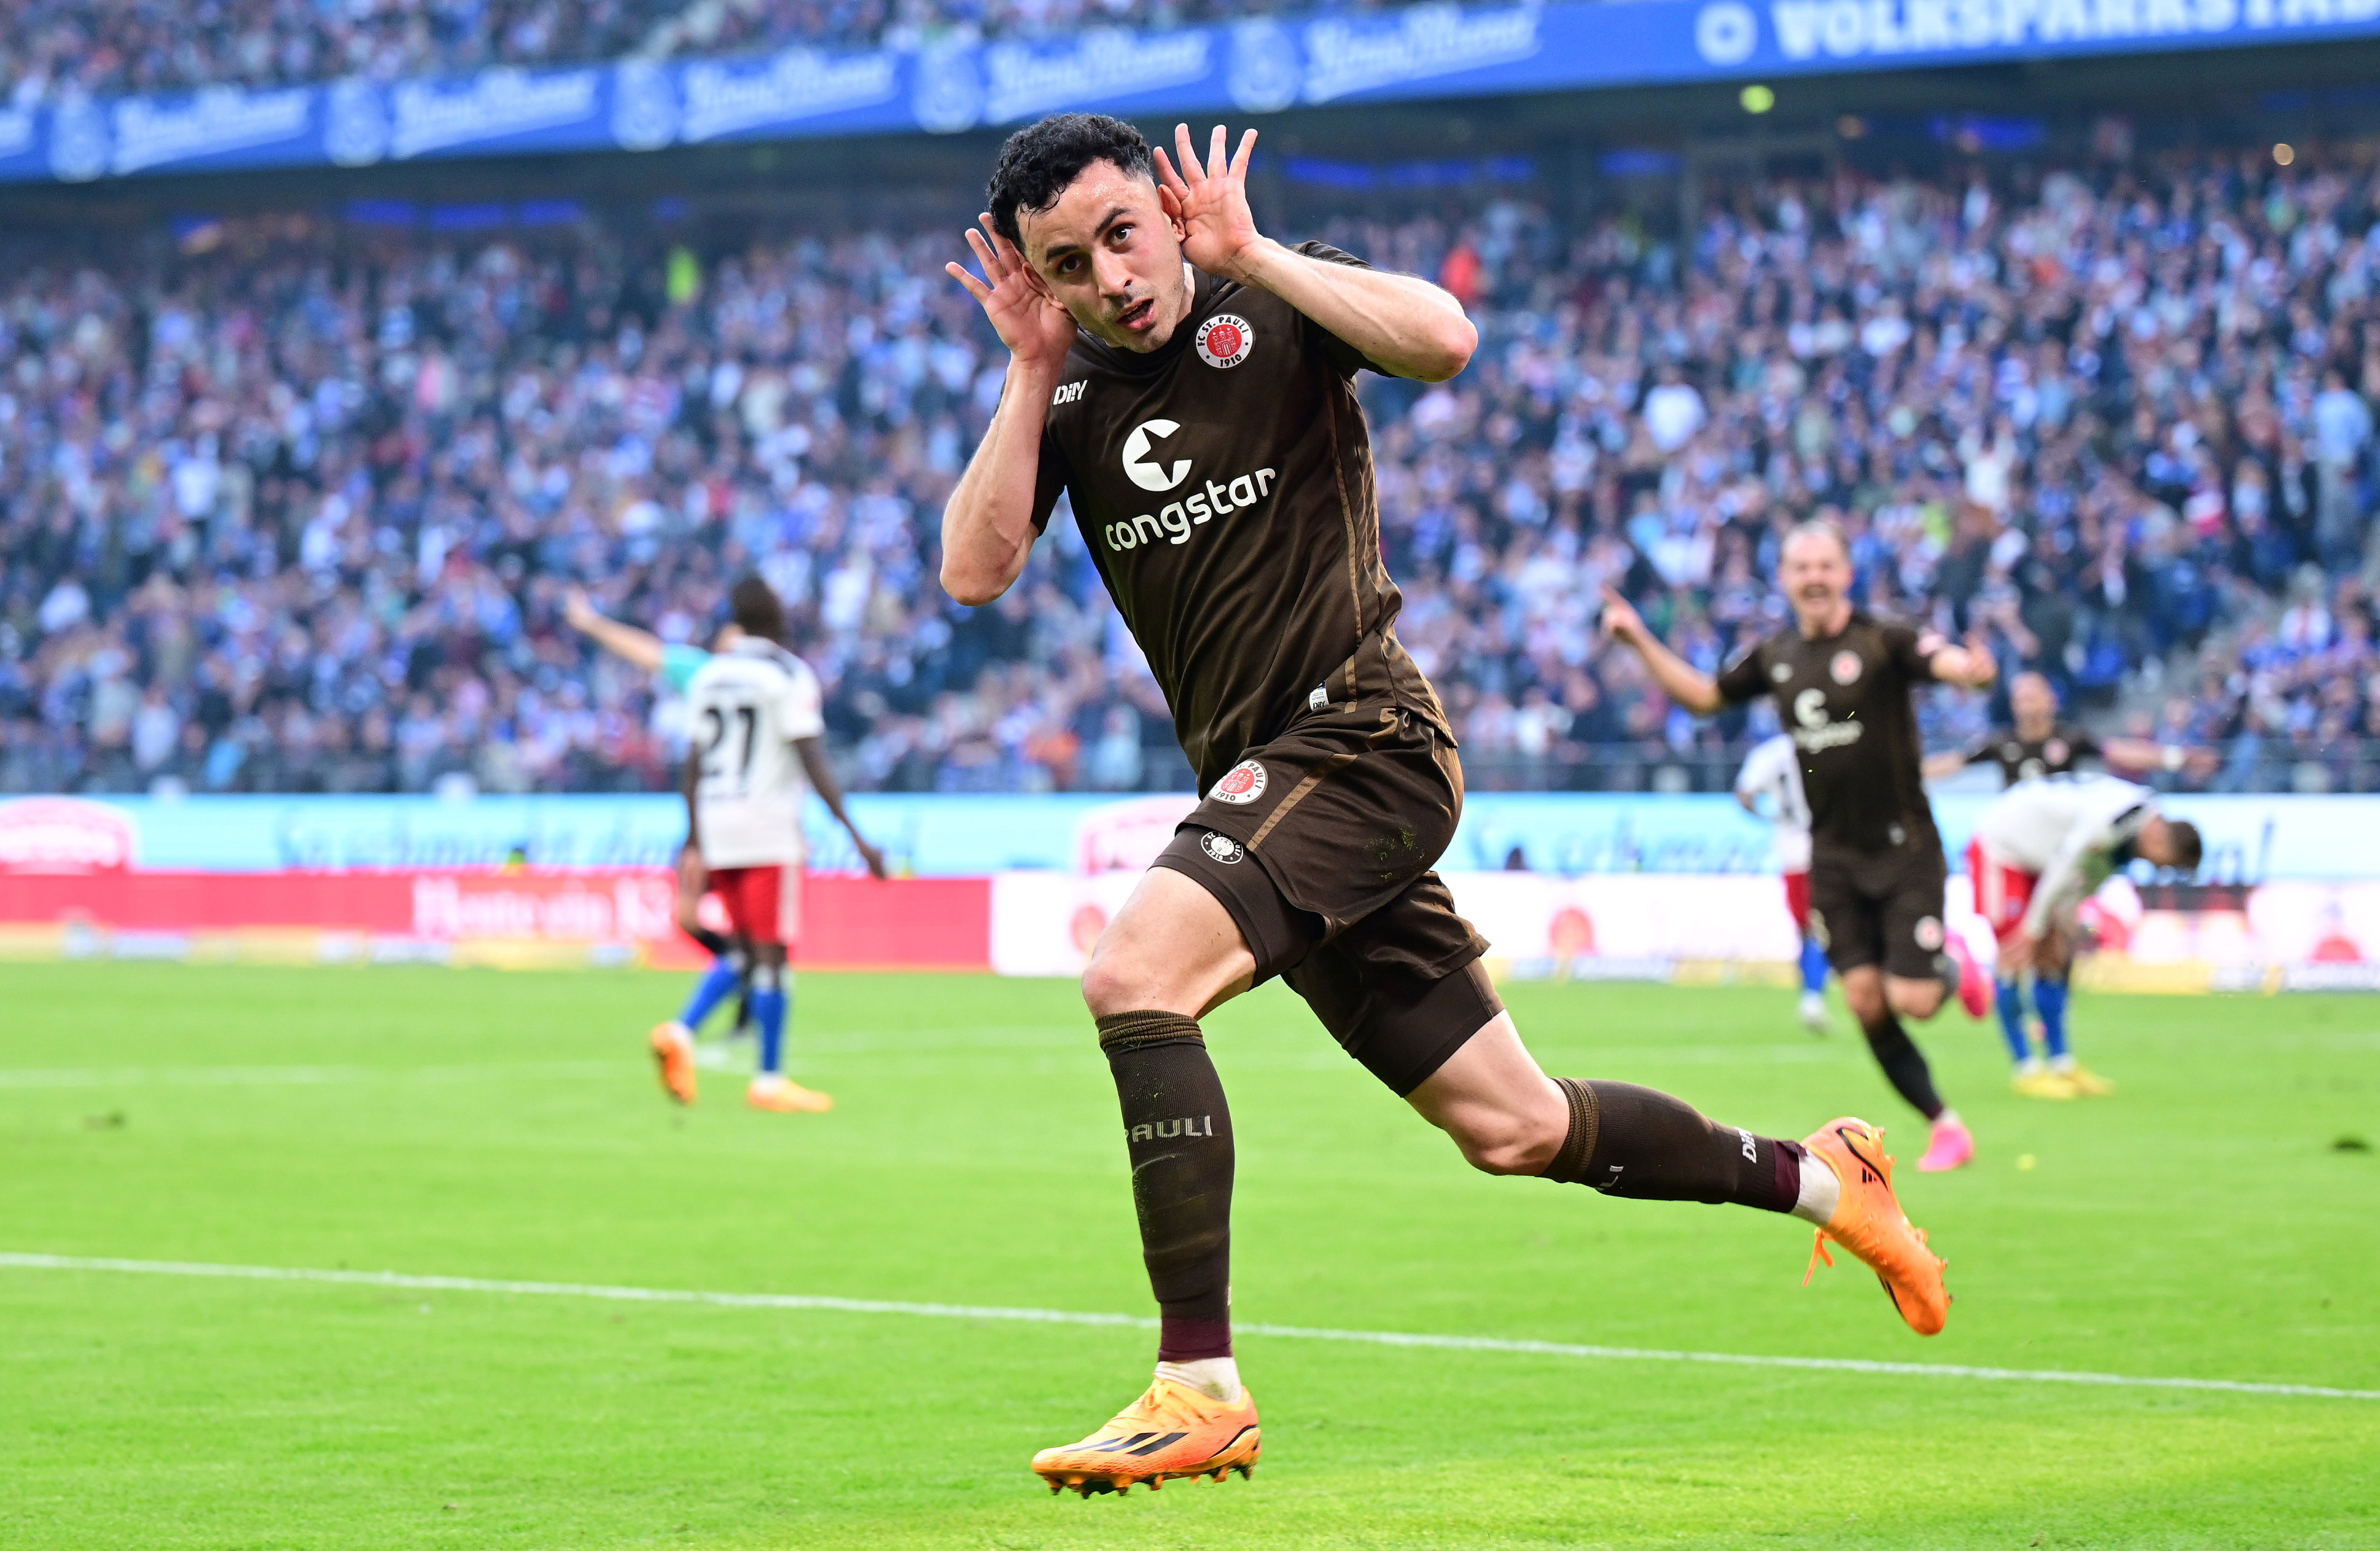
[
  {"x1": 1209, "y1": 759, "x2": 1267, "y2": 805},
  {"x1": 1200, "y1": 830, "x2": 1245, "y2": 865},
  {"x1": 1196, "y1": 313, "x2": 1254, "y2": 369},
  {"x1": 1830, "y1": 649, "x2": 1863, "y2": 685},
  {"x1": 1914, "y1": 915, "x2": 1945, "y2": 950}
]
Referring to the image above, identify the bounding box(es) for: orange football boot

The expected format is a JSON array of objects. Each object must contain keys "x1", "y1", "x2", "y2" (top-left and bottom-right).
[
  {"x1": 746, "y1": 1075, "x2": 833, "y2": 1112},
  {"x1": 1800, "y1": 1116, "x2": 1951, "y2": 1336},
  {"x1": 649, "y1": 1022, "x2": 697, "y2": 1105},
  {"x1": 1031, "y1": 1375, "x2": 1260, "y2": 1496}
]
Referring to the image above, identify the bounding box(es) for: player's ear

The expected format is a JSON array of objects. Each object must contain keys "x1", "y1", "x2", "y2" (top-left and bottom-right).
[{"x1": 1157, "y1": 181, "x2": 1187, "y2": 236}]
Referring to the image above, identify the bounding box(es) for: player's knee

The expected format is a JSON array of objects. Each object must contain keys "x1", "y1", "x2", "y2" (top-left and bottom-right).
[
  {"x1": 1078, "y1": 940, "x2": 1149, "y2": 1019},
  {"x1": 1841, "y1": 977, "x2": 1886, "y2": 1025},
  {"x1": 1441, "y1": 1106, "x2": 1563, "y2": 1176},
  {"x1": 1887, "y1": 980, "x2": 1944, "y2": 1020}
]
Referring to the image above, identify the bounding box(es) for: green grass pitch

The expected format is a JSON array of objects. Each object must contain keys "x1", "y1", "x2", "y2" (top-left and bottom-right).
[{"x1": 2, "y1": 962, "x2": 2375, "y2": 1549}]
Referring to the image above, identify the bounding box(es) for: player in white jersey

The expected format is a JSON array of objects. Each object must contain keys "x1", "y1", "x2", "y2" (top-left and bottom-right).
[
  {"x1": 1733, "y1": 734, "x2": 1830, "y2": 1032},
  {"x1": 566, "y1": 589, "x2": 757, "y2": 1049},
  {"x1": 1968, "y1": 776, "x2": 2201, "y2": 1098},
  {"x1": 649, "y1": 577, "x2": 886, "y2": 1113}
]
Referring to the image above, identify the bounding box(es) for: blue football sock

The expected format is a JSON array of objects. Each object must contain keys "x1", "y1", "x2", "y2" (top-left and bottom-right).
[
  {"x1": 1798, "y1": 937, "x2": 1829, "y2": 996},
  {"x1": 752, "y1": 982, "x2": 789, "y2": 1075},
  {"x1": 1993, "y1": 975, "x2": 2031, "y2": 1065},
  {"x1": 676, "y1": 958, "x2": 742, "y2": 1032},
  {"x1": 2034, "y1": 974, "x2": 2070, "y2": 1061}
]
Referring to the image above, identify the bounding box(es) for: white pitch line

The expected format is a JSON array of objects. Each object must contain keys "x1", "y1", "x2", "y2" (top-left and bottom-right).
[{"x1": 2, "y1": 1252, "x2": 2371, "y2": 1403}]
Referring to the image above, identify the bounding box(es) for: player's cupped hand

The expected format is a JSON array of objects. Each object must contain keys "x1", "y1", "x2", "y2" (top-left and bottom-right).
[
  {"x1": 946, "y1": 215, "x2": 1077, "y2": 369},
  {"x1": 1599, "y1": 585, "x2": 1646, "y2": 645},
  {"x1": 1155, "y1": 123, "x2": 1265, "y2": 283}
]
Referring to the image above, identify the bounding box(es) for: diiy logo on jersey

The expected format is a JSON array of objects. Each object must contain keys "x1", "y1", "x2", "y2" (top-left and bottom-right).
[{"x1": 1103, "y1": 418, "x2": 1278, "y2": 553}]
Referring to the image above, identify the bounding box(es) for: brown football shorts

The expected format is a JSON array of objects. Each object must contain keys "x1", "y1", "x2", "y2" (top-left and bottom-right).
[{"x1": 1150, "y1": 700, "x2": 1499, "y2": 1096}]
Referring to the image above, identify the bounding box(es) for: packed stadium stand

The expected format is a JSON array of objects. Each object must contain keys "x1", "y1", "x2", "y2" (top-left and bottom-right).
[
  {"x1": 2, "y1": 0, "x2": 1365, "y2": 102},
  {"x1": 6, "y1": 142, "x2": 2380, "y2": 797}
]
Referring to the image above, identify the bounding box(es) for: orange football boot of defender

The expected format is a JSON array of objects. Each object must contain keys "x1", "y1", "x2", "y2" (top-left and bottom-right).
[
  {"x1": 746, "y1": 1074, "x2": 833, "y2": 1112},
  {"x1": 648, "y1": 1022, "x2": 697, "y2": 1105},
  {"x1": 1031, "y1": 1375, "x2": 1260, "y2": 1496},
  {"x1": 1800, "y1": 1116, "x2": 1951, "y2": 1336}
]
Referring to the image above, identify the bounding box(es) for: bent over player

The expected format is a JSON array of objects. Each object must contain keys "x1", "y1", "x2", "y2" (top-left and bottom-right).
[
  {"x1": 1734, "y1": 732, "x2": 1830, "y2": 1031},
  {"x1": 650, "y1": 576, "x2": 885, "y2": 1113},
  {"x1": 1606, "y1": 524, "x2": 1995, "y2": 1173},
  {"x1": 1970, "y1": 775, "x2": 2201, "y2": 1098},
  {"x1": 943, "y1": 114, "x2": 1951, "y2": 1497}
]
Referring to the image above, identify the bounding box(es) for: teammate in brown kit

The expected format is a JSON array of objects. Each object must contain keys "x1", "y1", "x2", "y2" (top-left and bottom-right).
[
  {"x1": 1604, "y1": 523, "x2": 1999, "y2": 1175},
  {"x1": 944, "y1": 114, "x2": 1951, "y2": 1497}
]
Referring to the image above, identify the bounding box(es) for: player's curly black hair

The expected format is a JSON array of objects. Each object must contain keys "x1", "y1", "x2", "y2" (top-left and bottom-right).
[
  {"x1": 729, "y1": 574, "x2": 786, "y2": 643},
  {"x1": 986, "y1": 113, "x2": 1153, "y2": 247}
]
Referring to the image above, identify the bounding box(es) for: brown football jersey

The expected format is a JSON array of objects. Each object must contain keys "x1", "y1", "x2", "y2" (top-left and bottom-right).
[
  {"x1": 1715, "y1": 611, "x2": 1940, "y2": 856},
  {"x1": 1030, "y1": 241, "x2": 1446, "y2": 792},
  {"x1": 1962, "y1": 721, "x2": 2103, "y2": 786}
]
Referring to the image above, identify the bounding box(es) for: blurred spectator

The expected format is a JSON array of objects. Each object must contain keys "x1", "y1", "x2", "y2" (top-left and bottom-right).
[{"x1": 5, "y1": 141, "x2": 2380, "y2": 797}]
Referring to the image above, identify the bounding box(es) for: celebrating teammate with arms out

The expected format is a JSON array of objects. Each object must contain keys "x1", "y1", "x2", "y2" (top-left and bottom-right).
[
  {"x1": 945, "y1": 114, "x2": 1952, "y2": 1498},
  {"x1": 1606, "y1": 525, "x2": 1996, "y2": 1173}
]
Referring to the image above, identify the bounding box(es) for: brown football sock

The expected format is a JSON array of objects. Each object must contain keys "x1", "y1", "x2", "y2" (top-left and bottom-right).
[
  {"x1": 1097, "y1": 1010, "x2": 1235, "y2": 1361},
  {"x1": 1542, "y1": 1079, "x2": 1802, "y2": 1212}
]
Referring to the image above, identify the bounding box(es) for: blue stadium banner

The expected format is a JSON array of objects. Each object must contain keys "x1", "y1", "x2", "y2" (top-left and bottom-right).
[{"x1": 4, "y1": 0, "x2": 2376, "y2": 186}]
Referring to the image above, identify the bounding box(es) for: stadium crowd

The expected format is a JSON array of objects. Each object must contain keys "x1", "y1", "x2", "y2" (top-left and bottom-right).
[
  {"x1": 3, "y1": 0, "x2": 1387, "y2": 105},
  {"x1": 5, "y1": 143, "x2": 2380, "y2": 797}
]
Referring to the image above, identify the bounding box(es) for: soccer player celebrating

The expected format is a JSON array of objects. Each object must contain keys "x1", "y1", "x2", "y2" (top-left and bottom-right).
[
  {"x1": 1604, "y1": 523, "x2": 1995, "y2": 1173},
  {"x1": 1969, "y1": 775, "x2": 2201, "y2": 1097},
  {"x1": 649, "y1": 577, "x2": 887, "y2": 1113},
  {"x1": 565, "y1": 588, "x2": 756, "y2": 1049},
  {"x1": 1734, "y1": 732, "x2": 1830, "y2": 1031},
  {"x1": 944, "y1": 114, "x2": 1951, "y2": 1498},
  {"x1": 1922, "y1": 670, "x2": 2204, "y2": 786}
]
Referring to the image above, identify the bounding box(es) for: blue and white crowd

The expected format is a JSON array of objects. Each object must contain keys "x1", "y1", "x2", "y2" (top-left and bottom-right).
[
  {"x1": 4, "y1": 144, "x2": 2379, "y2": 795},
  {"x1": 2, "y1": 0, "x2": 1378, "y2": 105}
]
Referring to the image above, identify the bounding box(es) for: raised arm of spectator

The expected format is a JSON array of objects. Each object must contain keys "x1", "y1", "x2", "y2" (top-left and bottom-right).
[
  {"x1": 1601, "y1": 587, "x2": 1723, "y2": 715},
  {"x1": 942, "y1": 219, "x2": 1080, "y2": 607},
  {"x1": 564, "y1": 587, "x2": 666, "y2": 675},
  {"x1": 1156, "y1": 125, "x2": 1475, "y2": 383},
  {"x1": 796, "y1": 735, "x2": 888, "y2": 880}
]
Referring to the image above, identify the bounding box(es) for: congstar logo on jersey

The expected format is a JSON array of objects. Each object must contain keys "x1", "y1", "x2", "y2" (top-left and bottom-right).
[
  {"x1": 1105, "y1": 419, "x2": 1278, "y2": 552},
  {"x1": 1790, "y1": 688, "x2": 1865, "y2": 752}
]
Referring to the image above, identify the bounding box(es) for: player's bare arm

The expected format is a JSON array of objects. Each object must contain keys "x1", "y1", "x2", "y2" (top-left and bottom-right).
[
  {"x1": 564, "y1": 587, "x2": 668, "y2": 674},
  {"x1": 1152, "y1": 124, "x2": 1475, "y2": 382},
  {"x1": 796, "y1": 735, "x2": 888, "y2": 880},
  {"x1": 679, "y1": 748, "x2": 702, "y2": 854},
  {"x1": 2100, "y1": 735, "x2": 2217, "y2": 779},
  {"x1": 942, "y1": 219, "x2": 1077, "y2": 606},
  {"x1": 1921, "y1": 750, "x2": 1970, "y2": 781},
  {"x1": 1601, "y1": 587, "x2": 1723, "y2": 714},
  {"x1": 1920, "y1": 633, "x2": 1999, "y2": 689}
]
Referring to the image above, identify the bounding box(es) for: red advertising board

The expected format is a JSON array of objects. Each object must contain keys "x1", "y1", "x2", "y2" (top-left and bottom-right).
[{"x1": 0, "y1": 869, "x2": 991, "y2": 971}]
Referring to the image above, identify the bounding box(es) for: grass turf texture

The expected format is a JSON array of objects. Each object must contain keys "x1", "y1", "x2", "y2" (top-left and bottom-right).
[{"x1": 1, "y1": 964, "x2": 2374, "y2": 1549}]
